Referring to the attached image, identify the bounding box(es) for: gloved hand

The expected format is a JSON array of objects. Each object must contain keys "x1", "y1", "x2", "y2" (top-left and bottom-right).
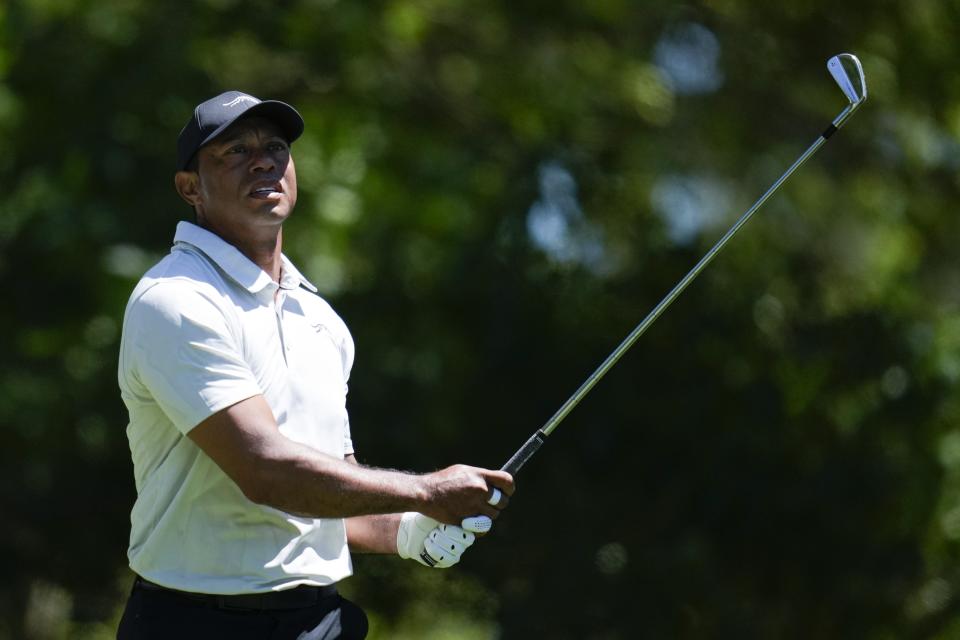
[{"x1": 397, "y1": 512, "x2": 476, "y2": 568}]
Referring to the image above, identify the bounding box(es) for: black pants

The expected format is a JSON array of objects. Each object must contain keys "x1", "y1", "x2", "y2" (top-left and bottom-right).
[{"x1": 116, "y1": 579, "x2": 368, "y2": 639}]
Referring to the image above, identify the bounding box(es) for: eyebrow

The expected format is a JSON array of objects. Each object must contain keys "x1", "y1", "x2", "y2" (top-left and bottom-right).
[{"x1": 216, "y1": 127, "x2": 287, "y2": 147}]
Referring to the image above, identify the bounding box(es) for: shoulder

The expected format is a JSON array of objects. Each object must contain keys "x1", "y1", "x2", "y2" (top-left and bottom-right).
[{"x1": 124, "y1": 254, "x2": 234, "y2": 331}]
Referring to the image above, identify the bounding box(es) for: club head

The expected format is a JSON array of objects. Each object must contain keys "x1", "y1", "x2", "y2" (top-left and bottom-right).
[{"x1": 827, "y1": 53, "x2": 867, "y2": 105}]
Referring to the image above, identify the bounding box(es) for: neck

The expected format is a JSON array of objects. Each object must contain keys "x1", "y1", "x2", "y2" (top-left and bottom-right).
[
  {"x1": 199, "y1": 219, "x2": 285, "y2": 282},
  {"x1": 236, "y1": 228, "x2": 284, "y2": 282}
]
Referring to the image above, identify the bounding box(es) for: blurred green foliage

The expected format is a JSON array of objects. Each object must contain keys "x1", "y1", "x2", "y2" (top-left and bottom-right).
[{"x1": 4, "y1": 0, "x2": 960, "y2": 637}]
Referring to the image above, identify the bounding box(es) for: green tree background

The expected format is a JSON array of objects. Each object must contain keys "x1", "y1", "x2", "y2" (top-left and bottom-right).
[{"x1": 3, "y1": 0, "x2": 960, "y2": 638}]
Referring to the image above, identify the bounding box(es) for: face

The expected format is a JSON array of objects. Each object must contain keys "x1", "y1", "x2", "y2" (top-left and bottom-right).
[{"x1": 175, "y1": 116, "x2": 298, "y2": 245}]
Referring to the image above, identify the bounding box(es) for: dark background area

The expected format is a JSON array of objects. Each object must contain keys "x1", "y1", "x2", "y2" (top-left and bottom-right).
[{"x1": 3, "y1": 1, "x2": 960, "y2": 637}]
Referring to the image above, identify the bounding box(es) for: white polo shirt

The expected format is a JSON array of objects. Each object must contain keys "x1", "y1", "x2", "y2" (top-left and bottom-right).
[{"x1": 118, "y1": 221, "x2": 355, "y2": 594}]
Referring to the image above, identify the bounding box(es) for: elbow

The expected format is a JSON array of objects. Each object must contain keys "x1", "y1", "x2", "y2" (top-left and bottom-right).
[
  {"x1": 232, "y1": 461, "x2": 282, "y2": 508},
  {"x1": 236, "y1": 473, "x2": 273, "y2": 507},
  {"x1": 241, "y1": 485, "x2": 269, "y2": 507},
  {"x1": 233, "y1": 458, "x2": 315, "y2": 517}
]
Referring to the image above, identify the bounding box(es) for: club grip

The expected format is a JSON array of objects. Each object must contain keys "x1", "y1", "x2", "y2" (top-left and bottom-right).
[{"x1": 501, "y1": 431, "x2": 547, "y2": 476}]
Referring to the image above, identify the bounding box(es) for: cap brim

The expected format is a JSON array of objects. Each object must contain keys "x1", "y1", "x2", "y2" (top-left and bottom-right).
[{"x1": 196, "y1": 100, "x2": 305, "y2": 155}]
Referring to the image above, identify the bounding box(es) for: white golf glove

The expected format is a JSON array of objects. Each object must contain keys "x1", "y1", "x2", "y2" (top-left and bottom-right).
[{"x1": 397, "y1": 512, "x2": 476, "y2": 568}]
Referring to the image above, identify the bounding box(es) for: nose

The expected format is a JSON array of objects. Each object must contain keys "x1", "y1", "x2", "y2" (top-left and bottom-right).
[{"x1": 250, "y1": 145, "x2": 276, "y2": 173}]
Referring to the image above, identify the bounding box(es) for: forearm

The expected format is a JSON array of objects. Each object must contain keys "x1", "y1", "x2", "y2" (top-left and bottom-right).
[
  {"x1": 188, "y1": 395, "x2": 512, "y2": 525},
  {"x1": 346, "y1": 514, "x2": 402, "y2": 554},
  {"x1": 189, "y1": 396, "x2": 429, "y2": 518},
  {"x1": 249, "y1": 440, "x2": 427, "y2": 518}
]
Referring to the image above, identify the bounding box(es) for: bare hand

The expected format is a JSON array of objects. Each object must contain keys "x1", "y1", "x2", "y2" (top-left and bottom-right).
[{"x1": 418, "y1": 464, "x2": 514, "y2": 526}]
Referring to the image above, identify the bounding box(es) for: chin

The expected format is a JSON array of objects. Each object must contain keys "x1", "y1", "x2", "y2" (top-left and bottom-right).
[{"x1": 255, "y1": 202, "x2": 292, "y2": 220}]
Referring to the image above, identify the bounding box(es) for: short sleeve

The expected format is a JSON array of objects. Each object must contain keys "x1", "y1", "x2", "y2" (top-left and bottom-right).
[
  {"x1": 124, "y1": 282, "x2": 262, "y2": 434},
  {"x1": 339, "y1": 328, "x2": 355, "y2": 456},
  {"x1": 343, "y1": 408, "x2": 354, "y2": 456}
]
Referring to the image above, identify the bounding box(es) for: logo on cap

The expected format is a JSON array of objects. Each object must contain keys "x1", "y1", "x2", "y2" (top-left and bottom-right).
[{"x1": 222, "y1": 95, "x2": 259, "y2": 108}]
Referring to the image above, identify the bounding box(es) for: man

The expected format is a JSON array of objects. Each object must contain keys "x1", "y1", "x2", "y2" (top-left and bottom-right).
[{"x1": 116, "y1": 91, "x2": 514, "y2": 639}]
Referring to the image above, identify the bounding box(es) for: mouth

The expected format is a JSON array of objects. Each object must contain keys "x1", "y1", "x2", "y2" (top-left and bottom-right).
[{"x1": 249, "y1": 183, "x2": 283, "y2": 200}]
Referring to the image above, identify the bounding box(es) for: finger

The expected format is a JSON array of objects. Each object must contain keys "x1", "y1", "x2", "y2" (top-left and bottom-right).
[
  {"x1": 423, "y1": 537, "x2": 456, "y2": 568},
  {"x1": 429, "y1": 532, "x2": 467, "y2": 557},
  {"x1": 487, "y1": 487, "x2": 503, "y2": 507},
  {"x1": 439, "y1": 524, "x2": 476, "y2": 548},
  {"x1": 430, "y1": 527, "x2": 472, "y2": 555},
  {"x1": 484, "y1": 471, "x2": 515, "y2": 496},
  {"x1": 475, "y1": 504, "x2": 501, "y2": 519},
  {"x1": 487, "y1": 491, "x2": 510, "y2": 511},
  {"x1": 461, "y1": 515, "x2": 492, "y2": 534},
  {"x1": 430, "y1": 526, "x2": 474, "y2": 555}
]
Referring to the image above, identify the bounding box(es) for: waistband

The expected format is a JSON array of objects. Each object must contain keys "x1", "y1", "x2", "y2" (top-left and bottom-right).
[{"x1": 133, "y1": 576, "x2": 338, "y2": 611}]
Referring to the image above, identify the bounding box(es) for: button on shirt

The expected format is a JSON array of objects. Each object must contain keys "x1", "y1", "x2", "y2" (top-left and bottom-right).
[{"x1": 118, "y1": 221, "x2": 355, "y2": 594}]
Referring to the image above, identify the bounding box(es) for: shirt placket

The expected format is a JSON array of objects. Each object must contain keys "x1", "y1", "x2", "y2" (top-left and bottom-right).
[{"x1": 274, "y1": 288, "x2": 291, "y2": 365}]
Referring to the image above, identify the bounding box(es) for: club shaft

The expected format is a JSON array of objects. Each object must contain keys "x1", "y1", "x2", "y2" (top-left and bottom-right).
[
  {"x1": 502, "y1": 127, "x2": 839, "y2": 477},
  {"x1": 543, "y1": 133, "x2": 830, "y2": 435}
]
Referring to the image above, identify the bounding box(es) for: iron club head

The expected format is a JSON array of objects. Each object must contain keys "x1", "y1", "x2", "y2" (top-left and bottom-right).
[{"x1": 827, "y1": 53, "x2": 867, "y2": 105}]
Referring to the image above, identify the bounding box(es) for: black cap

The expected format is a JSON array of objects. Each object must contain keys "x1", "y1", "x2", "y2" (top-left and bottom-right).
[{"x1": 176, "y1": 90, "x2": 305, "y2": 170}]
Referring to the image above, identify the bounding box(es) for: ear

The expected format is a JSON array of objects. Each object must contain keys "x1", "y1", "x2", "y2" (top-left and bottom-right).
[{"x1": 174, "y1": 170, "x2": 203, "y2": 209}]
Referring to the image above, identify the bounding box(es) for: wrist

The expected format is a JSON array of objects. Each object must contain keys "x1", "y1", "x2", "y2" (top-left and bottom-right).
[
  {"x1": 395, "y1": 512, "x2": 411, "y2": 557},
  {"x1": 408, "y1": 473, "x2": 432, "y2": 512}
]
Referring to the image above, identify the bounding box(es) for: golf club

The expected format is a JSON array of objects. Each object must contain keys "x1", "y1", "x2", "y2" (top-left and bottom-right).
[
  {"x1": 501, "y1": 53, "x2": 867, "y2": 476},
  {"x1": 421, "y1": 53, "x2": 866, "y2": 564}
]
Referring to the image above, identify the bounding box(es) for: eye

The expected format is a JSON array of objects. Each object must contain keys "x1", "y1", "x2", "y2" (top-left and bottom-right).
[
  {"x1": 227, "y1": 144, "x2": 247, "y2": 154},
  {"x1": 268, "y1": 140, "x2": 288, "y2": 152}
]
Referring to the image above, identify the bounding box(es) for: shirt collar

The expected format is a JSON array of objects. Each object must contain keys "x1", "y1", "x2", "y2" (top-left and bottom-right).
[{"x1": 173, "y1": 221, "x2": 318, "y2": 294}]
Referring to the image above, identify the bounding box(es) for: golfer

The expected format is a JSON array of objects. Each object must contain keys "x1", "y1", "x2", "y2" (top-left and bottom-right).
[{"x1": 115, "y1": 91, "x2": 514, "y2": 639}]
